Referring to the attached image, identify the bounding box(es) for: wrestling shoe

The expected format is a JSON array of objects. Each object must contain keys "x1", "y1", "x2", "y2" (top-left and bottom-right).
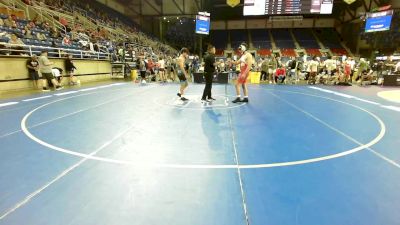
[
  {"x1": 241, "y1": 98, "x2": 249, "y2": 103},
  {"x1": 208, "y1": 97, "x2": 216, "y2": 101},
  {"x1": 55, "y1": 86, "x2": 64, "y2": 91},
  {"x1": 232, "y1": 97, "x2": 241, "y2": 103},
  {"x1": 177, "y1": 93, "x2": 182, "y2": 97},
  {"x1": 181, "y1": 97, "x2": 189, "y2": 101}
]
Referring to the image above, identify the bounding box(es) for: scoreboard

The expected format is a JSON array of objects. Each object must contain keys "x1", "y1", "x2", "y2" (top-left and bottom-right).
[{"x1": 244, "y1": 0, "x2": 334, "y2": 16}]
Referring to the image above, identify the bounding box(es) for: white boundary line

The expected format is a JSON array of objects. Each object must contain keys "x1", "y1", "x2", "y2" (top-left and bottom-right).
[
  {"x1": 0, "y1": 85, "x2": 148, "y2": 139},
  {"x1": 22, "y1": 96, "x2": 53, "y2": 102},
  {"x1": 0, "y1": 102, "x2": 18, "y2": 108},
  {"x1": 0, "y1": 83, "x2": 128, "y2": 111},
  {"x1": 227, "y1": 109, "x2": 250, "y2": 225},
  {"x1": 307, "y1": 86, "x2": 400, "y2": 112},
  {"x1": 53, "y1": 91, "x2": 79, "y2": 96},
  {"x1": 269, "y1": 91, "x2": 399, "y2": 169},
  {"x1": 0, "y1": 124, "x2": 137, "y2": 220},
  {"x1": 20, "y1": 90, "x2": 387, "y2": 169}
]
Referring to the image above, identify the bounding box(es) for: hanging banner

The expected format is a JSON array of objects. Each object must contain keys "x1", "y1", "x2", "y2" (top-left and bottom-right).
[{"x1": 227, "y1": 0, "x2": 240, "y2": 8}]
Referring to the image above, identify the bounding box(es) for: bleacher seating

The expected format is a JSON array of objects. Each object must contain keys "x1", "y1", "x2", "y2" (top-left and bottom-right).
[
  {"x1": 293, "y1": 29, "x2": 320, "y2": 48},
  {"x1": 230, "y1": 29, "x2": 248, "y2": 48},
  {"x1": 257, "y1": 49, "x2": 271, "y2": 56},
  {"x1": 330, "y1": 48, "x2": 348, "y2": 56},
  {"x1": 251, "y1": 29, "x2": 271, "y2": 49},
  {"x1": 315, "y1": 28, "x2": 343, "y2": 48},
  {"x1": 280, "y1": 49, "x2": 296, "y2": 57},
  {"x1": 271, "y1": 29, "x2": 295, "y2": 48},
  {"x1": 210, "y1": 30, "x2": 228, "y2": 50},
  {"x1": 306, "y1": 48, "x2": 322, "y2": 56}
]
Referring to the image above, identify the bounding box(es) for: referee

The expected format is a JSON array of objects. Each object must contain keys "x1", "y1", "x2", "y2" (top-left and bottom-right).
[{"x1": 202, "y1": 45, "x2": 219, "y2": 102}]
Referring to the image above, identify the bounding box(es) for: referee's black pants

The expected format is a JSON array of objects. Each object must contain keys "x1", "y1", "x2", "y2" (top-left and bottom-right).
[{"x1": 202, "y1": 72, "x2": 213, "y2": 100}]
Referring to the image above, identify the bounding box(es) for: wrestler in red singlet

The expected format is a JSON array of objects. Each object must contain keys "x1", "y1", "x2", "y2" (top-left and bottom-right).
[{"x1": 232, "y1": 43, "x2": 252, "y2": 103}]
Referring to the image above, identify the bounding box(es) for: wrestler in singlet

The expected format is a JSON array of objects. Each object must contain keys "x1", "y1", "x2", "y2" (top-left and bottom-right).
[{"x1": 232, "y1": 43, "x2": 252, "y2": 103}]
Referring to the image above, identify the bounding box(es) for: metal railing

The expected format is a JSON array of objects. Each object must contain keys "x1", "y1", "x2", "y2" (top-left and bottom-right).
[{"x1": 0, "y1": 42, "x2": 110, "y2": 60}]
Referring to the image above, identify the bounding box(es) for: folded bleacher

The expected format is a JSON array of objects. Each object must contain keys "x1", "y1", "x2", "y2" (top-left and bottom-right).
[
  {"x1": 293, "y1": 29, "x2": 320, "y2": 49},
  {"x1": 271, "y1": 29, "x2": 295, "y2": 49},
  {"x1": 210, "y1": 30, "x2": 228, "y2": 50},
  {"x1": 250, "y1": 29, "x2": 271, "y2": 49},
  {"x1": 230, "y1": 29, "x2": 248, "y2": 49}
]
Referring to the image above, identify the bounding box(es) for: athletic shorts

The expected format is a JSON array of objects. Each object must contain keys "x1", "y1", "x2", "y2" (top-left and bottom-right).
[
  {"x1": 41, "y1": 72, "x2": 54, "y2": 80},
  {"x1": 140, "y1": 71, "x2": 146, "y2": 78},
  {"x1": 177, "y1": 70, "x2": 187, "y2": 82},
  {"x1": 237, "y1": 74, "x2": 248, "y2": 84},
  {"x1": 29, "y1": 71, "x2": 39, "y2": 80}
]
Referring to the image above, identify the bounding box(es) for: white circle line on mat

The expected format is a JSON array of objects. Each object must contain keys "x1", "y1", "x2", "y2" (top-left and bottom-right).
[{"x1": 21, "y1": 89, "x2": 385, "y2": 169}]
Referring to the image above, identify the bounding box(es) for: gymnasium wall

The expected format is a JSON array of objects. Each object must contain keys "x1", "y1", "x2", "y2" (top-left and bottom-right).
[{"x1": 0, "y1": 57, "x2": 112, "y2": 92}]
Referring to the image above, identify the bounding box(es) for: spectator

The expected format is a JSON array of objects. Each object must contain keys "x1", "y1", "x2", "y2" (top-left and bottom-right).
[
  {"x1": 324, "y1": 56, "x2": 337, "y2": 76},
  {"x1": 38, "y1": 50, "x2": 63, "y2": 91},
  {"x1": 309, "y1": 56, "x2": 319, "y2": 84},
  {"x1": 8, "y1": 33, "x2": 25, "y2": 55},
  {"x1": 65, "y1": 54, "x2": 78, "y2": 85},
  {"x1": 260, "y1": 58, "x2": 268, "y2": 82},
  {"x1": 395, "y1": 61, "x2": 400, "y2": 73},
  {"x1": 4, "y1": 16, "x2": 14, "y2": 28},
  {"x1": 287, "y1": 56, "x2": 298, "y2": 83},
  {"x1": 60, "y1": 17, "x2": 68, "y2": 26},
  {"x1": 275, "y1": 65, "x2": 286, "y2": 84},
  {"x1": 26, "y1": 55, "x2": 40, "y2": 89},
  {"x1": 28, "y1": 19, "x2": 36, "y2": 28},
  {"x1": 51, "y1": 27, "x2": 60, "y2": 38},
  {"x1": 158, "y1": 56, "x2": 166, "y2": 82},
  {"x1": 8, "y1": 33, "x2": 24, "y2": 45},
  {"x1": 52, "y1": 67, "x2": 64, "y2": 84},
  {"x1": 354, "y1": 58, "x2": 369, "y2": 82},
  {"x1": 268, "y1": 55, "x2": 278, "y2": 84},
  {"x1": 36, "y1": 32, "x2": 46, "y2": 41},
  {"x1": 62, "y1": 35, "x2": 72, "y2": 46},
  {"x1": 23, "y1": 26, "x2": 33, "y2": 39},
  {"x1": 0, "y1": 18, "x2": 4, "y2": 26}
]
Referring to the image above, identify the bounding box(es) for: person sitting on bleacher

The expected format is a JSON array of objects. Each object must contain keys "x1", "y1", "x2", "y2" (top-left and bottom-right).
[
  {"x1": 36, "y1": 32, "x2": 46, "y2": 41},
  {"x1": 62, "y1": 35, "x2": 72, "y2": 46},
  {"x1": 8, "y1": 34, "x2": 25, "y2": 55},
  {"x1": 4, "y1": 16, "x2": 15, "y2": 28},
  {"x1": 0, "y1": 18, "x2": 4, "y2": 27},
  {"x1": 22, "y1": 25, "x2": 33, "y2": 39}
]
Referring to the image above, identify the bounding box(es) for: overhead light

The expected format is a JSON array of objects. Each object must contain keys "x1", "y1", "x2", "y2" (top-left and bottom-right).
[
  {"x1": 177, "y1": 17, "x2": 179, "y2": 19},
  {"x1": 163, "y1": 17, "x2": 166, "y2": 20},
  {"x1": 167, "y1": 20, "x2": 170, "y2": 22}
]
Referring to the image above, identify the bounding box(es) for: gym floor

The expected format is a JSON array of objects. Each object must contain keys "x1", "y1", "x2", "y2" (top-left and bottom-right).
[{"x1": 0, "y1": 82, "x2": 399, "y2": 225}]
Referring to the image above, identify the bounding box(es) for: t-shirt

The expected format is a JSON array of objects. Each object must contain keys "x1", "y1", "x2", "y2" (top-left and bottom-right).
[
  {"x1": 158, "y1": 59, "x2": 165, "y2": 69},
  {"x1": 324, "y1": 59, "x2": 336, "y2": 71},
  {"x1": 276, "y1": 68, "x2": 286, "y2": 76},
  {"x1": 39, "y1": 55, "x2": 52, "y2": 73},
  {"x1": 26, "y1": 59, "x2": 39, "y2": 72},
  {"x1": 204, "y1": 53, "x2": 215, "y2": 73},
  {"x1": 310, "y1": 60, "x2": 319, "y2": 72}
]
